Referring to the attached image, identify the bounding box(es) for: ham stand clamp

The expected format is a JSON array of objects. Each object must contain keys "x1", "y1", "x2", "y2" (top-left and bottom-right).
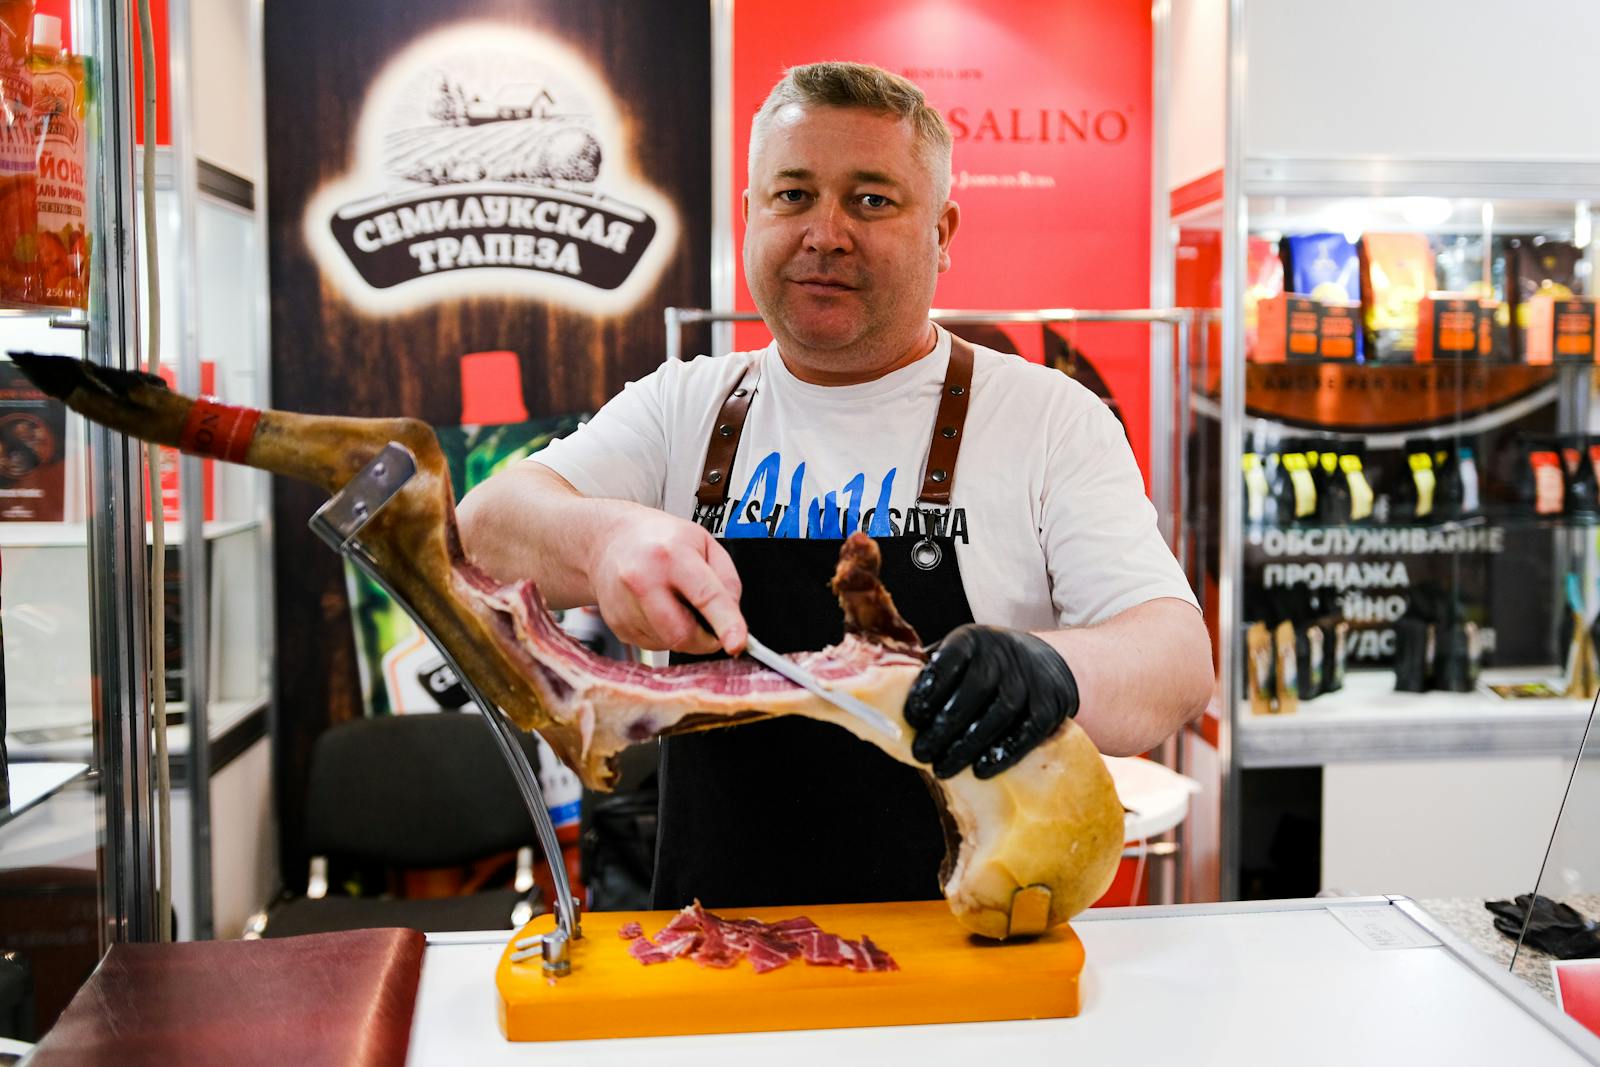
[{"x1": 307, "y1": 442, "x2": 582, "y2": 973}]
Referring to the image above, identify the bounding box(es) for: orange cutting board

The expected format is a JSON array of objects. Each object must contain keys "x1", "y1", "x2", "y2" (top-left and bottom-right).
[{"x1": 496, "y1": 900, "x2": 1084, "y2": 1041}]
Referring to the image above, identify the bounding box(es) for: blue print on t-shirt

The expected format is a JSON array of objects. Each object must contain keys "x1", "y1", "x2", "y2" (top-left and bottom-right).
[{"x1": 723, "y1": 451, "x2": 897, "y2": 540}]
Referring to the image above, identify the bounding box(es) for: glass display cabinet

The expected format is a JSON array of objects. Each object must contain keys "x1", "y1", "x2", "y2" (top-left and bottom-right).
[{"x1": 1180, "y1": 173, "x2": 1600, "y2": 903}]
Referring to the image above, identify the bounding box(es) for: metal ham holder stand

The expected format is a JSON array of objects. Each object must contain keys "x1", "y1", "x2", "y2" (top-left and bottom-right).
[{"x1": 307, "y1": 442, "x2": 582, "y2": 976}]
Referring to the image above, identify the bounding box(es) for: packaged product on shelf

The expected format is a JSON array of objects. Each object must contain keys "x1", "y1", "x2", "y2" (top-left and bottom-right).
[
  {"x1": 1242, "y1": 449, "x2": 1271, "y2": 527},
  {"x1": 1431, "y1": 237, "x2": 1504, "y2": 356},
  {"x1": 1273, "y1": 618, "x2": 1299, "y2": 714},
  {"x1": 0, "y1": 3, "x2": 35, "y2": 305},
  {"x1": 1509, "y1": 238, "x2": 1583, "y2": 306},
  {"x1": 1520, "y1": 297, "x2": 1596, "y2": 365},
  {"x1": 1321, "y1": 616, "x2": 1350, "y2": 694},
  {"x1": 1512, "y1": 435, "x2": 1566, "y2": 517},
  {"x1": 1432, "y1": 234, "x2": 1489, "y2": 297},
  {"x1": 1393, "y1": 610, "x2": 1435, "y2": 693},
  {"x1": 1390, "y1": 439, "x2": 1438, "y2": 523},
  {"x1": 1477, "y1": 300, "x2": 1501, "y2": 358},
  {"x1": 28, "y1": 15, "x2": 87, "y2": 309},
  {"x1": 1339, "y1": 449, "x2": 1374, "y2": 522},
  {"x1": 1306, "y1": 439, "x2": 1362, "y2": 522},
  {"x1": 1315, "y1": 447, "x2": 1351, "y2": 523},
  {"x1": 0, "y1": 357, "x2": 65, "y2": 520},
  {"x1": 1282, "y1": 233, "x2": 1362, "y2": 305},
  {"x1": 1246, "y1": 621, "x2": 1275, "y2": 715},
  {"x1": 1280, "y1": 233, "x2": 1365, "y2": 359},
  {"x1": 1508, "y1": 238, "x2": 1584, "y2": 360},
  {"x1": 1562, "y1": 435, "x2": 1598, "y2": 518},
  {"x1": 1453, "y1": 444, "x2": 1481, "y2": 516},
  {"x1": 1431, "y1": 611, "x2": 1481, "y2": 694},
  {"x1": 1253, "y1": 292, "x2": 1319, "y2": 362},
  {"x1": 1560, "y1": 576, "x2": 1599, "y2": 700},
  {"x1": 1360, "y1": 233, "x2": 1434, "y2": 360},
  {"x1": 1315, "y1": 301, "x2": 1361, "y2": 360},
  {"x1": 1244, "y1": 236, "x2": 1284, "y2": 360},
  {"x1": 1265, "y1": 449, "x2": 1300, "y2": 525},
  {"x1": 1431, "y1": 442, "x2": 1466, "y2": 521},
  {"x1": 1295, "y1": 618, "x2": 1324, "y2": 701},
  {"x1": 1415, "y1": 293, "x2": 1484, "y2": 362},
  {"x1": 1278, "y1": 446, "x2": 1318, "y2": 522}
]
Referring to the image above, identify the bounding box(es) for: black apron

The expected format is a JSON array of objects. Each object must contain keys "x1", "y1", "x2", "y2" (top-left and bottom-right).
[{"x1": 652, "y1": 337, "x2": 979, "y2": 910}]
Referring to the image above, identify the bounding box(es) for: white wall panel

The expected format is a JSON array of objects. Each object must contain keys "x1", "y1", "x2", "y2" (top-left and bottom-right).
[
  {"x1": 1244, "y1": 0, "x2": 1600, "y2": 162},
  {"x1": 1169, "y1": 0, "x2": 1227, "y2": 190},
  {"x1": 209, "y1": 739, "x2": 276, "y2": 938},
  {"x1": 1322, "y1": 758, "x2": 1569, "y2": 900},
  {"x1": 1181, "y1": 728, "x2": 1223, "y2": 902},
  {"x1": 192, "y1": 0, "x2": 260, "y2": 180}
]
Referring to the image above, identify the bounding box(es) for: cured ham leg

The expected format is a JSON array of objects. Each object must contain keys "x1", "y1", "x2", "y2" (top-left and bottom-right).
[{"x1": 9, "y1": 352, "x2": 1124, "y2": 939}]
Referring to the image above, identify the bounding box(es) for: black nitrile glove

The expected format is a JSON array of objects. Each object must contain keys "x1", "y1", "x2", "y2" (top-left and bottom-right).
[
  {"x1": 904, "y1": 624, "x2": 1079, "y2": 780},
  {"x1": 1486, "y1": 893, "x2": 1600, "y2": 959}
]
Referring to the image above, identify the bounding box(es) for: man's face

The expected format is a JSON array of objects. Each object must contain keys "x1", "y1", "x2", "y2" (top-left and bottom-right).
[{"x1": 743, "y1": 104, "x2": 957, "y2": 365}]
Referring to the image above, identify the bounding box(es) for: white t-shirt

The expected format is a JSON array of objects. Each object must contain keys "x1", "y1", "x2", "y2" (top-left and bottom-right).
[{"x1": 533, "y1": 325, "x2": 1197, "y2": 631}]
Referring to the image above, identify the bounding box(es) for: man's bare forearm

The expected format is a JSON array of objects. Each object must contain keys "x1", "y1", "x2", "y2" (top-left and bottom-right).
[
  {"x1": 1037, "y1": 598, "x2": 1213, "y2": 757},
  {"x1": 456, "y1": 462, "x2": 632, "y2": 610}
]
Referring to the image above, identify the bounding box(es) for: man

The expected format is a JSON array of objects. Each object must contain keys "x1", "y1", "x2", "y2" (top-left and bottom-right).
[{"x1": 459, "y1": 62, "x2": 1212, "y2": 909}]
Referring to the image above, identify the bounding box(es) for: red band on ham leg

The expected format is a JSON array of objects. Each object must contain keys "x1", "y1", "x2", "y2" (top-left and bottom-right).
[{"x1": 179, "y1": 396, "x2": 261, "y2": 462}]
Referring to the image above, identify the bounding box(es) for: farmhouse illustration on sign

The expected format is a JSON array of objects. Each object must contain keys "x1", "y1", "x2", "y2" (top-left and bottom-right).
[{"x1": 304, "y1": 22, "x2": 679, "y2": 314}]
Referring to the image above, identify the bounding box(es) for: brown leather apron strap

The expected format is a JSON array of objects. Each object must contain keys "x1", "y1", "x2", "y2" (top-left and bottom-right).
[
  {"x1": 696, "y1": 358, "x2": 762, "y2": 507},
  {"x1": 918, "y1": 335, "x2": 976, "y2": 506}
]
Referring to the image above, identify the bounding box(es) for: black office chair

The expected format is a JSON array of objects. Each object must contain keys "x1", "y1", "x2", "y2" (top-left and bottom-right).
[{"x1": 252, "y1": 712, "x2": 544, "y2": 938}]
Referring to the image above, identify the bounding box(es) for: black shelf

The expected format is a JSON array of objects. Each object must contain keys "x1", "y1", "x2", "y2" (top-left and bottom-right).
[
  {"x1": 1246, "y1": 514, "x2": 1600, "y2": 534},
  {"x1": 1246, "y1": 357, "x2": 1590, "y2": 369}
]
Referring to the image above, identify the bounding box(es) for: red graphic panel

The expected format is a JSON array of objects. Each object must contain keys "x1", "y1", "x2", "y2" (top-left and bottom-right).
[
  {"x1": 732, "y1": 0, "x2": 1153, "y2": 476},
  {"x1": 128, "y1": 0, "x2": 172, "y2": 147}
]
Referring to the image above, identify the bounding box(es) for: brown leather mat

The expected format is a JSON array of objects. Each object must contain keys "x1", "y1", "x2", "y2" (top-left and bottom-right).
[{"x1": 30, "y1": 927, "x2": 424, "y2": 1066}]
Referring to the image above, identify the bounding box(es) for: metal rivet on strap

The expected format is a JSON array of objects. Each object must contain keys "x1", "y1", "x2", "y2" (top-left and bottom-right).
[
  {"x1": 718, "y1": 423, "x2": 733, "y2": 437},
  {"x1": 949, "y1": 385, "x2": 965, "y2": 396},
  {"x1": 930, "y1": 469, "x2": 948, "y2": 483},
  {"x1": 707, "y1": 470, "x2": 723, "y2": 485},
  {"x1": 733, "y1": 388, "x2": 748, "y2": 398},
  {"x1": 941, "y1": 426, "x2": 957, "y2": 438}
]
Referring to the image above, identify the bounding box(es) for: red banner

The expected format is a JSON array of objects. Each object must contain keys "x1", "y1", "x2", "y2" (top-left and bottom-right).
[{"x1": 731, "y1": 0, "x2": 1153, "y2": 474}]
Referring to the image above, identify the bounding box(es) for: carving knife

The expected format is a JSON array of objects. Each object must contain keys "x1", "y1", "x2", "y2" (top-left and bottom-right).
[{"x1": 744, "y1": 634, "x2": 901, "y2": 740}]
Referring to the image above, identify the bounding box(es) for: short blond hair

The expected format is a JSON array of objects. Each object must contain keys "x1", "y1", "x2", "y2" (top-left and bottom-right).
[{"x1": 750, "y1": 61, "x2": 952, "y2": 202}]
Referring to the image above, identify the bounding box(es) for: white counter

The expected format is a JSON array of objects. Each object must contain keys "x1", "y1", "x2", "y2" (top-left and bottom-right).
[{"x1": 407, "y1": 897, "x2": 1600, "y2": 1066}]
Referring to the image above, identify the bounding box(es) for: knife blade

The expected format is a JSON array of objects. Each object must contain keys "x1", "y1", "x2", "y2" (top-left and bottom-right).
[{"x1": 744, "y1": 634, "x2": 901, "y2": 740}]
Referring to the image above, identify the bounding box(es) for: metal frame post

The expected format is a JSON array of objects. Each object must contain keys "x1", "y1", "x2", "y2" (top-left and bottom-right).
[{"x1": 82, "y1": 0, "x2": 157, "y2": 945}]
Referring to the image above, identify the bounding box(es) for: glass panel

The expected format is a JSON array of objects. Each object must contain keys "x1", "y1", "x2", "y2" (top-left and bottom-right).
[
  {"x1": 194, "y1": 195, "x2": 269, "y2": 733},
  {"x1": 1173, "y1": 216, "x2": 1225, "y2": 905},
  {"x1": 0, "y1": 324, "x2": 105, "y2": 1040}
]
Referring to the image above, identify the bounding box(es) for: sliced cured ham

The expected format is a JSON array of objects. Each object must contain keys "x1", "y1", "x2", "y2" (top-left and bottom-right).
[
  {"x1": 626, "y1": 903, "x2": 897, "y2": 975},
  {"x1": 5, "y1": 352, "x2": 1126, "y2": 940}
]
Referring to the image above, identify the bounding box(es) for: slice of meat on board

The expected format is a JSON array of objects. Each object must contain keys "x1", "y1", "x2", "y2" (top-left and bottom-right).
[{"x1": 625, "y1": 902, "x2": 898, "y2": 974}]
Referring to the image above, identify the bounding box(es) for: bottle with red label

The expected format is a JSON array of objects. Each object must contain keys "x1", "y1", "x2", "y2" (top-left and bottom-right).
[
  {"x1": 1564, "y1": 434, "x2": 1598, "y2": 519},
  {"x1": 0, "y1": 2, "x2": 37, "y2": 304},
  {"x1": 1512, "y1": 435, "x2": 1567, "y2": 517}
]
